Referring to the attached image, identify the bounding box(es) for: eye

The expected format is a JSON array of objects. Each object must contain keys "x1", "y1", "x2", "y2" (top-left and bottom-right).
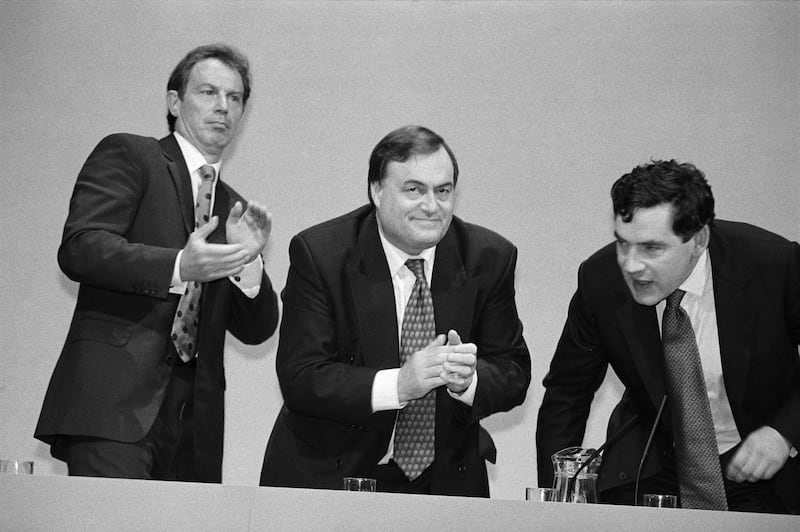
[
  {"x1": 230, "y1": 94, "x2": 241, "y2": 103},
  {"x1": 435, "y1": 187, "x2": 452, "y2": 200}
]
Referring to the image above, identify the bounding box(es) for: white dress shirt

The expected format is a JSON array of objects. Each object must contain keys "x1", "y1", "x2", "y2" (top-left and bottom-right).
[{"x1": 656, "y1": 250, "x2": 741, "y2": 454}]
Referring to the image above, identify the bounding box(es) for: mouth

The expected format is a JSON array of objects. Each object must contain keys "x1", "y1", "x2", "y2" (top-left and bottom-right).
[{"x1": 629, "y1": 278, "x2": 652, "y2": 290}]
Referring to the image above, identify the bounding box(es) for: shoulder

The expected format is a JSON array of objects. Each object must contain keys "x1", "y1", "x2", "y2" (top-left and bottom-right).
[
  {"x1": 710, "y1": 219, "x2": 799, "y2": 273},
  {"x1": 449, "y1": 216, "x2": 517, "y2": 255},
  {"x1": 712, "y1": 219, "x2": 796, "y2": 250},
  {"x1": 92, "y1": 132, "x2": 161, "y2": 153},
  {"x1": 85, "y1": 133, "x2": 165, "y2": 166},
  {"x1": 295, "y1": 205, "x2": 374, "y2": 246}
]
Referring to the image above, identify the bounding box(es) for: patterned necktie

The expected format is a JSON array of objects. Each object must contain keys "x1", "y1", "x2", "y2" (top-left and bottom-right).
[
  {"x1": 394, "y1": 258, "x2": 437, "y2": 479},
  {"x1": 171, "y1": 164, "x2": 216, "y2": 363},
  {"x1": 662, "y1": 289, "x2": 728, "y2": 510}
]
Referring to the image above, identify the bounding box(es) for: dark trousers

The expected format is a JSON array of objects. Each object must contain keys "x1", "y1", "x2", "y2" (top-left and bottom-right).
[
  {"x1": 601, "y1": 447, "x2": 788, "y2": 513},
  {"x1": 51, "y1": 361, "x2": 197, "y2": 481}
]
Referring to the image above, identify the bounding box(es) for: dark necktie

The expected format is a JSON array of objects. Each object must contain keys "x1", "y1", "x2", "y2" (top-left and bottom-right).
[
  {"x1": 393, "y1": 258, "x2": 437, "y2": 479},
  {"x1": 171, "y1": 164, "x2": 216, "y2": 363},
  {"x1": 662, "y1": 289, "x2": 728, "y2": 510}
]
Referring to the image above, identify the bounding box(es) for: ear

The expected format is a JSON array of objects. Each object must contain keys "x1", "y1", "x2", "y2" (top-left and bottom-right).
[
  {"x1": 691, "y1": 225, "x2": 710, "y2": 257},
  {"x1": 370, "y1": 180, "x2": 383, "y2": 208},
  {"x1": 166, "y1": 90, "x2": 181, "y2": 119}
]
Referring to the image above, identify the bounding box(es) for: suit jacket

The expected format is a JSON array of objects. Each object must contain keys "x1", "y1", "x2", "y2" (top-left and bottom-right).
[
  {"x1": 35, "y1": 133, "x2": 279, "y2": 482},
  {"x1": 259, "y1": 205, "x2": 530, "y2": 496},
  {"x1": 536, "y1": 220, "x2": 800, "y2": 512}
]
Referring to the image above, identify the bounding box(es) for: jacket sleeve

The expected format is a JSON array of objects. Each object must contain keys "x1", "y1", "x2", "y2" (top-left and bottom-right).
[
  {"x1": 274, "y1": 234, "x2": 380, "y2": 426},
  {"x1": 536, "y1": 260, "x2": 610, "y2": 487},
  {"x1": 471, "y1": 245, "x2": 532, "y2": 420},
  {"x1": 57, "y1": 134, "x2": 178, "y2": 299}
]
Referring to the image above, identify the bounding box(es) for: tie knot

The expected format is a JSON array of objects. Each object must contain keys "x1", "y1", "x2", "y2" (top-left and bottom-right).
[
  {"x1": 199, "y1": 164, "x2": 216, "y2": 181},
  {"x1": 665, "y1": 289, "x2": 686, "y2": 309},
  {"x1": 405, "y1": 259, "x2": 426, "y2": 282}
]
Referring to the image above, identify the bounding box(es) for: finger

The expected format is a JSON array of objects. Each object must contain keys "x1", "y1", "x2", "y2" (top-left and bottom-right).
[
  {"x1": 442, "y1": 353, "x2": 476, "y2": 373},
  {"x1": 447, "y1": 353, "x2": 478, "y2": 366},
  {"x1": 203, "y1": 242, "x2": 248, "y2": 257},
  {"x1": 245, "y1": 201, "x2": 268, "y2": 217},
  {"x1": 442, "y1": 363, "x2": 474, "y2": 377},
  {"x1": 447, "y1": 329, "x2": 462, "y2": 345},
  {"x1": 193, "y1": 216, "x2": 220, "y2": 239},
  {"x1": 425, "y1": 334, "x2": 447, "y2": 349}
]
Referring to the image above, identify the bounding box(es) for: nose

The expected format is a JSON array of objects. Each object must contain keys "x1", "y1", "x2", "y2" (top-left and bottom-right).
[
  {"x1": 619, "y1": 248, "x2": 645, "y2": 274},
  {"x1": 215, "y1": 93, "x2": 229, "y2": 113},
  {"x1": 419, "y1": 191, "x2": 437, "y2": 213}
]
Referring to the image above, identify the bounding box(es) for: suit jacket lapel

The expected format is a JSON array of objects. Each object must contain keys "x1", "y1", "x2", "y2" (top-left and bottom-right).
[
  {"x1": 430, "y1": 222, "x2": 474, "y2": 335},
  {"x1": 209, "y1": 179, "x2": 230, "y2": 245},
  {"x1": 348, "y1": 212, "x2": 400, "y2": 370},
  {"x1": 160, "y1": 135, "x2": 195, "y2": 235},
  {"x1": 708, "y1": 226, "x2": 755, "y2": 412},
  {"x1": 618, "y1": 295, "x2": 667, "y2": 410}
]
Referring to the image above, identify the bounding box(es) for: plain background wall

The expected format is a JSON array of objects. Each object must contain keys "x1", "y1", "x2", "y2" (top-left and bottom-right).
[{"x1": 1, "y1": 1, "x2": 797, "y2": 501}]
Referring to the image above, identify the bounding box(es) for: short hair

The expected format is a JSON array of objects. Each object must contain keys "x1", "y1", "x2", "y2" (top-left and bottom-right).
[
  {"x1": 166, "y1": 43, "x2": 251, "y2": 132},
  {"x1": 611, "y1": 159, "x2": 715, "y2": 241},
  {"x1": 367, "y1": 125, "x2": 459, "y2": 204}
]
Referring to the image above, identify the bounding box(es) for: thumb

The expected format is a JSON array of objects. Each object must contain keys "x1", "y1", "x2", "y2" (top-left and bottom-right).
[
  {"x1": 193, "y1": 216, "x2": 219, "y2": 240},
  {"x1": 228, "y1": 201, "x2": 244, "y2": 223},
  {"x1": 425, "y1": 334, "x2": 447, "y2": 348},
  {"x1": 447, "y1": 329, "x2": 462, "y2": 345}
]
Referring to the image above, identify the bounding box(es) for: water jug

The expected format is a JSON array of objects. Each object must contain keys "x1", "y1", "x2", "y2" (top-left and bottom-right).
[{"x1": 551, "y1": 446, "x2": 601, "y2": 503}]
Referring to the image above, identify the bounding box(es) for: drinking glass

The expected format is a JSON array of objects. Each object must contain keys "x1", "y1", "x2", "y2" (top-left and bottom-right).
[
  {"x1": 0, "y1": 460, "x2": 34, "y2": 475},
  {"x1": 525, "y1": 487, "x2": 556, "y2": 502},
  {"x1": 643, "y1": 494, "x2": 677, "y2": 508},
  {"x1": 343, "y1": 477, "x2": 376, "y2": 492}
]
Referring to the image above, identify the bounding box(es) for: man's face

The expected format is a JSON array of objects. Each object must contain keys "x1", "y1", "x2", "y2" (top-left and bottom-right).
[
  {"x1": 167, "y1": 58, "x2": 245, "y2": 162},
  {"x1": 614, "y1": 203, "x2": 707, "y2": 306},
  {"x1": 371, "y1": 146, "x2": 455, "y2": 256}
]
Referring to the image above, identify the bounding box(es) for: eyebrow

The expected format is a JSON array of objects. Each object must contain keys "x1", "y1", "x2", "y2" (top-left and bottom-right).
[
  {"x1": 403, "y1": 179, "x2": 454, "y2": 188},
  {"x1": 613, "y1": 232, "x2": 665, "y2": 246},
  {"x1": 196, "y1": 83, "x2": 242, "y2": 96}
]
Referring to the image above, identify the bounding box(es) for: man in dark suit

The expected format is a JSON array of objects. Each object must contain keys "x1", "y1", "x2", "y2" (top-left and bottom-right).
[
  {"x1": 537, "y1": 160, "x2": 799, "y2": 513},
  {"x1": 259, "y1": 125, "x2": 530, "y2": 496},
  {"x1": 35, "y1": 44, "x2": 279, "y2": 482}
]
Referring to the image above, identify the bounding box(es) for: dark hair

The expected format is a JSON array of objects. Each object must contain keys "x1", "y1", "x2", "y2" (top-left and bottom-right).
[
  {"x1": 367, "y1": 125, "x2": 459, "y2": 204},
  {"x1": 611, "y1": 159, "x2": 715, "y2": 241},
  {"x1": 166, "y1": 43, "x2": 251, "y2": 132}
]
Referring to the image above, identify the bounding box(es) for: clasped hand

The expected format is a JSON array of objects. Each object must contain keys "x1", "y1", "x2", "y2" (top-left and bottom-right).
[
  {"x1": 179, "y1": 201, "x2": 272, "y2": 283},
  {"x1": 397, "y1": 330, "x2": 477, "y2": 403},
  {"x1": 724, "y1": 425, "x2": 792, "y2": 483}
]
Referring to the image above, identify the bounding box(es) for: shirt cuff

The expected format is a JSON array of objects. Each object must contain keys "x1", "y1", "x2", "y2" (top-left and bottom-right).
[
  {"x1": 169, "y1": 250, "x2": 186, "y2": 295},
  {"x1": 371, "y1": 368, "x2": 406, "y2": 412},
  {"x1": 447, "y1": 370, "x2": 477, "y2": 406},
  {"x1": 230, "y1": 256, "x2": 264, "y2": 298}
]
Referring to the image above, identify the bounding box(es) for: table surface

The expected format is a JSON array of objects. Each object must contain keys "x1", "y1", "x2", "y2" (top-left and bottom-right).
[{"x1": 1, "y1": 474, "x2": 798, "y2": 531}]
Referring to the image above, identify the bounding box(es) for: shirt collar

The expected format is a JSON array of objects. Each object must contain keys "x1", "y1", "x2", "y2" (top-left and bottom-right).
[
  {"x1": 174, "y1": 132, "x2": 222, "y2": 176},
  {"x1": 376, "y1": 224, "x2": 436, "y2": 278},
  {"x1": 679, "y1": 248, "x2": 709, "y2": 297}
]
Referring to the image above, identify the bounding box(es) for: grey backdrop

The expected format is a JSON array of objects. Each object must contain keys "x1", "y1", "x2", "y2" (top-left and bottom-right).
[{"x1": 1, "y1": 1, "x2": 797, "y2": 500}]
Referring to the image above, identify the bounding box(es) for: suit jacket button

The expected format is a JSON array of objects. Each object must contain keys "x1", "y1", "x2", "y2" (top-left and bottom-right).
[
  {"x1": 457, "y1": 465, "x2": 467, "y2": 473},
  {"x1": 165, "y1": 355, "x2": 175, "y2": 365},
  {"x1": 618, "y1": 472, "x2": 628, "y2": 481}
]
